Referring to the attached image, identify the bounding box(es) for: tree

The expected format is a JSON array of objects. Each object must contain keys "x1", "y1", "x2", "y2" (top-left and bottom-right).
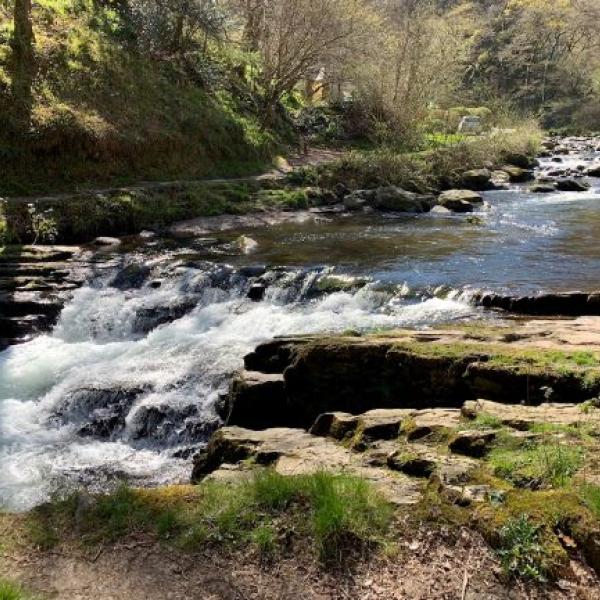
[
  {"x1": 229, "y1": 0, "x2": 371, "y2": 122},
  {"x1": 10, "y1": 0, "x2": 35, "y2": 132}
]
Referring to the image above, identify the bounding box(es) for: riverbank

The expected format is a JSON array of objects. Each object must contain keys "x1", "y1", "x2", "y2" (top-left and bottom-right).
[
  {"x1": 2, "y1": 134, "x2": 600, "y2": 598},
  {"x1": 0, "y1": 128, "x2": 543, "y2": 246}
]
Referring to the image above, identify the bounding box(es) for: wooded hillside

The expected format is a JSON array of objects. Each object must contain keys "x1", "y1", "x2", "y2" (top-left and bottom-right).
[{"x1": 0, "y1": 0, "x2": 598, "y2": 194}]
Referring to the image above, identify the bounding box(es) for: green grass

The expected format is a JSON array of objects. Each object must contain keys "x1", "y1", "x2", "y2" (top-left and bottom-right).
[
  {"x1": 465, "y1": 413, "x2": 503, "y2": 430},
  {"x1": 581, "y1": 483, "x2": 600, "y2": 519},
  {"x1": 0, "y1": 580, "x2": 33, "y2": 600},
  {"x1": 488, "y1": 440, "x2": 584, "y2": 488},
  {"x1": 1, "y1": 180, "x2": 319, "y2": 243},
  {"x1": 28, "y1": 471, "x2": 393, "y2": 564},
  {"x1": 497, "y1": 514, "x2": 549, "y2": 581},
  {"x1": 307, "y1": 123, "x2": 541, "y2": 192},
  {"x1": 0, "y1": 0, "x2": 285, "y2": 196}
]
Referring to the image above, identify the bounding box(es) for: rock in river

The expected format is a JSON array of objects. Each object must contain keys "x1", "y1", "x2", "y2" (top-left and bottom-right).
[{"x1": 437, "y1": 189, "x2": 482, "y2": 213}]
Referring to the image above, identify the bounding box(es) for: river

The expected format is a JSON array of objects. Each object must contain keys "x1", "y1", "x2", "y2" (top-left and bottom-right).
[{"x1": 1, "y1": 143, "x2": 599, "y2": 511}]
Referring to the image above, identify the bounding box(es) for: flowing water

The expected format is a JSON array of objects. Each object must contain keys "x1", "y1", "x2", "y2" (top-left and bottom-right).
[{"x1": 1, "y1": 147, "x2": 600, "y2": 511}]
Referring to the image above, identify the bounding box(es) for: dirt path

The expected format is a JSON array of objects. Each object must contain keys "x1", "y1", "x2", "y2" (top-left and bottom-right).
[
  {"x1": 8, "y1": 148, "x2": 346, "y2": 204},
  {"x1": 2, "y1": 525, "x2": 597, "y2": 599}
]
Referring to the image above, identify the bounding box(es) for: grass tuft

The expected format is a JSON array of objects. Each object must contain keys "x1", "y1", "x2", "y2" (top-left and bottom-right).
[
  {"x1": 0, "y1": 580, "x2": 33, "y2": 600},
  {"x1": 498, "y1": 514, "x2": 548, "y2": 582},
  {"x1": 27, "y1": 472, "x2": 393, "y2": 565},
  {"x1": 488, "y1": 440, "x2": 584, "y2": 488},
  {"x1": 581, "y1": 483, "x2": 600, "y2": 520}
]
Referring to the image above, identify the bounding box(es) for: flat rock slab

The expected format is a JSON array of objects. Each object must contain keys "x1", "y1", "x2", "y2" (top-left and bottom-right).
[
  {"x1": 462, "y1": 399, "x2": 600, "y2": 430},
  {"x1": 169, "y1": 211, "x2": 320, "y2": 237},
  {"x1": 192, "y1": 426, "x2": 422, "y2": 505}
]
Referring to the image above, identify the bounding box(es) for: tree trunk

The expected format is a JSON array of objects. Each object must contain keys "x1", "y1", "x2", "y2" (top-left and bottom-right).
[{"x1": 11, "y1": 0, "x2": 35, "y2": 133}]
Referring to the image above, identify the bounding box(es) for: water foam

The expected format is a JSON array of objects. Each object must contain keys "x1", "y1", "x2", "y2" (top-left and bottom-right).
[{"x1": 0, "y1": 265, "x2": 477, "y2": 510}]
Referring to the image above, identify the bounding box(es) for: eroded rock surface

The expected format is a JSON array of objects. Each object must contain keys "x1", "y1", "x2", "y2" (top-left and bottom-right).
[{"x1": 222, "y1": 322, "x2": 600, "y2": 430}]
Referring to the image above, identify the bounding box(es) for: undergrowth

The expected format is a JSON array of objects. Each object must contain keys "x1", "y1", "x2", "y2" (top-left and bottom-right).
[
  {"x1": 488, "y1": 439, "x2": 584, "y2": 488},
  {"x1": 0, "y1": 0, "x2": 284, "y2": 196},
  {"x1": 298, "y1": 123, "x2": 541, "y2": 191},
  {"x1": 497, "y1": 514, "x2": 549, "y2": 581}
]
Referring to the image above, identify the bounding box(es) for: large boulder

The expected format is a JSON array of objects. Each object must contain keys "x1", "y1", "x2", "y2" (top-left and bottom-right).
[
  {"x1": 449, "y1": 430, "x2": 497, "y2": 458},
  {"x1": 529, "y1": 182, "x2": 557, "y2": 194},
  {"x1": 555, "y1": 178, "x2": 591, "y2": 192},
  {"x1": 491, "y1": 170, "x2": 510, "y2": 186},
  {"x1": 343, "y1": 189, "x2": 374, "y2": 211},
  {"x1": 501, "y1": 165, "x2": 535, "y2": 183},
  {"x1": 502, "y1": 152, "x2": 537, "y2": 169},
  {"x1": 460, "y1": 169, "x2": 492, "y2": 191},
  {"x1": 586, "y1": 164, "x2": 600, "y2": 177},
  {"x1": 437, "y1": 190, "x2": 482, "y2": 213},
  {"x1": 373, "y1": 187, "x2": 432, "y2": 213}
]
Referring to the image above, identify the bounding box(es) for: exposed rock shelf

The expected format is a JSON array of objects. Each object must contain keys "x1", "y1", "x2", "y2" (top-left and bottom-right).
[
  {"x1": 0, "y1": 245, "x2": 93, "y2": 348},
  {"x1": 192, "y1": 398, "x2": 600, "y2": 574},
  {"x1": 220, "y1": 320, "x2": 600, "y2": 430},
  {"x1": 474, "y1": 291, "x2": 600, "y2": 316}
]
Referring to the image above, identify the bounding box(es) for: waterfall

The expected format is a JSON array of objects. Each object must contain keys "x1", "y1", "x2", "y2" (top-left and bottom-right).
[{"x1": 0, "y1": 259, "x2": 478, "y2": 510}]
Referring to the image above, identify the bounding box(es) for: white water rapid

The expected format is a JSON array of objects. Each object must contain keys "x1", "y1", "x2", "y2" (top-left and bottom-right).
[{"x1": 0, "y1": 261, "x2": 477, "y2": 510}]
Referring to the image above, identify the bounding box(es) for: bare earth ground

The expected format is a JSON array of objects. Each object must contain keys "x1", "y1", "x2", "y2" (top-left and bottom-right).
[{"x1": 1, "y1": 520, "x2": 599, "y2": 600}]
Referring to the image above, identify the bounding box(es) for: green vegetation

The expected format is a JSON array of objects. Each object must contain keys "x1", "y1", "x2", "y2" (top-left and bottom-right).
[
  {"x1": 0, "y1": 580, "x2": 32, "y2": 600},
  {"x1": 27, "y1": 471, "x2": 393, "y2": 564},
  {"x1": 0, "y1": 0, "x2": 285, "y2": 196},
  {"x1": 304, "y1": 123, "x2": 541, "y2": 191},
  {"x1": 497, "y1": 514, "x2": 549, "y2": 581},
  {"x1": 581, "y1": 484, "x2": 600, "y2": 519},
  {"x1": 488, "y1": 439, "x2": 584, "y2": 488},
  {"x1": 466, "y1": 413, "x2": 503, "y2": 430},
  {"x1": 0, "y1": 181, "x2": 321, "y2": 244}
]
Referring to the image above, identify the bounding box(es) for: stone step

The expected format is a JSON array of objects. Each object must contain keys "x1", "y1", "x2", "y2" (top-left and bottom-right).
[
  {"x1": 0, "y1": 246, "x2": 80, "y2": 264},
  {"x1": 0, "y1": 314, "x2": 54, "y2": 337},
  {"x1": 0, "y1": 263, "x2": 72, "y2": 277},
  {"x1": 0, "y1": 292, "x2": 63, "y2": 318}
]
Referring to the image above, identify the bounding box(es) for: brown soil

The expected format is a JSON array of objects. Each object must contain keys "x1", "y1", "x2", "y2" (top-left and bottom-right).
[{"x1": 2, "y1": 524, "x2": 598, "y2": 599}]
